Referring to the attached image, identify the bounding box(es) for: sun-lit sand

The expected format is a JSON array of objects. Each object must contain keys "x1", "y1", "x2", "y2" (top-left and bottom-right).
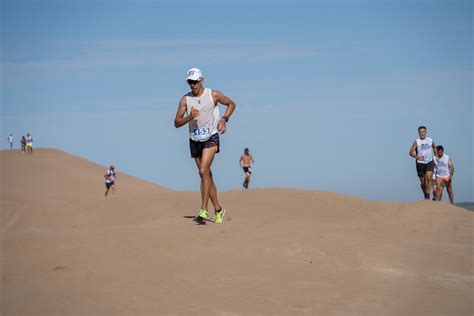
[{"x1": 1, "y1": 148, "x2": 472, "y2": 315}]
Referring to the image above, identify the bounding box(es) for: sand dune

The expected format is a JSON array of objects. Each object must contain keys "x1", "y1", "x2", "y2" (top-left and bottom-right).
[{"x1": 1, "y1": 149, "x2": 472, "y2": 315}]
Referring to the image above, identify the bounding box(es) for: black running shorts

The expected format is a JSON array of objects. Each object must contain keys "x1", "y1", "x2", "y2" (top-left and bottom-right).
[
  {"x1": 105, "y1": 181, "x2": 115, "y2": 189},
  {"x1": 189, "y1": 133, "x2": 220, "y2": 158},
  {"x1": 416, "y1": 160, "x2": 435, "y2": 177}
]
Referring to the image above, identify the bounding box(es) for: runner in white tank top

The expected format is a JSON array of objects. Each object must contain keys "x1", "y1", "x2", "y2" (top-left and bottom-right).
[
  {"x1": 174, "y1": 68, "x2": 236, "y2": 224},
  {"x1": 436, "y1": 154, "x2": 451, "y2": 178},
  {"x1": 415, "y1": 137, "x2": 434, "y2": 164},
  {"x1": 104, "y1": 165, "x2": 117, "y2": 199},
  {"x1": 7, "y1": 133, "x2": 14, "y2": 150},
  {"x1": 434, "y1": 145, "x2": 455, "y2": 204},
  {"x1": 409, "y1": 126, "x2": 437, "y2": 200},
  {"x1": 26, "y1": 133, "x2": 33, "y2": 154},
  {"x1": 186, "y1": 88, "x2": 220, "y2": 142}
]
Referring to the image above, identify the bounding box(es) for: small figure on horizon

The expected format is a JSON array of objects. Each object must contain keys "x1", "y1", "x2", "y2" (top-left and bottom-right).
[
  {"x1": 239, "y1": 148, "x2": 254, "y2": 189},
  {"x1": 409, "y1": 126, "x2": 437, "y2": 200},
  {"x1": 20, "y1": 135, "x2": 26, "y2": 153},
  {"x1": 104, "y1": 165, "x2": 117, "y2": 199},
  {"x1": 7, "y1": 133, "x2": 14, "y2": 150},
  {"x1": 26, "y1": 133, "x2": 33, "y2": 154},
  {"x1": 174, "y1": 67, "x2": 236, "y2": 224},
  {"x1": 434, "y1": 145, "x2": 455, "y2": 204}
]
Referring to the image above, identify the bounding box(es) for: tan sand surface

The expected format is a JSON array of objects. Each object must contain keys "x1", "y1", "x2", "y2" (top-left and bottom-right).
[{"x1": 1, "y1": 149, "x2": 473, "y2": 315}]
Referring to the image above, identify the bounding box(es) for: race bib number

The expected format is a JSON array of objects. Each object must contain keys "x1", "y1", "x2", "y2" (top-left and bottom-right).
[
  {"x1": 423, "y1": 152, "x2": 432, "y2": 161},
  {"x1": 193, "y1": 126, "x2": 211, "y2": 141}
]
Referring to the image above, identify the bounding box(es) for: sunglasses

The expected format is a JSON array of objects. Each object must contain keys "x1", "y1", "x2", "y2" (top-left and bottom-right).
[{"x1": 187, "y1": 79, "x2": 201, "y2": 85}]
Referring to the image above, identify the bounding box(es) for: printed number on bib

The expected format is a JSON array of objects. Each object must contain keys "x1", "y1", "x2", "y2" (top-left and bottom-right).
[
  {"x1": 193, "y1": 126, "x2": 211, "y2": 141},
  {"x1": 423, "y1": 153, "x2": 432, "y2": 161}
]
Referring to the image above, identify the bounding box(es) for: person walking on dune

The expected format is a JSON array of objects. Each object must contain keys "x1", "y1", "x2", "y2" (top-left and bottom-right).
[
  {"x1": 7, "y1": 133, "x2": 14, "y2": 150},
  {"x1": 20, "y1": 135, "x2": 26, "y2": 154},
  {"x1": 409, "y1": 126, "x2": 437, "y2": 200},
  {"x1": 26, "y1": 133, "x2": 33, "y2": 154},
  {"x1": 174, "y1": 67, "x2": 236, "y2": 224},
  {"x1": 239, "y1": 148, "x2": 254, "y2": 189},
  {"x1": 434, "y1": 145, "x2": 455, "y2": 204},
  {"x1": 104, "y1": 165, "x2": 117, "y2": 199}
]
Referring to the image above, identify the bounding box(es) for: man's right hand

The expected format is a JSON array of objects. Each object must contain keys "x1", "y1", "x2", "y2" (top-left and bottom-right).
[
  {"x1": 416, "y1": 155, "x2": 424, "y2": 161},
  {"x1": 189, "y1": 106, "x2": 199, "y2": 120}
]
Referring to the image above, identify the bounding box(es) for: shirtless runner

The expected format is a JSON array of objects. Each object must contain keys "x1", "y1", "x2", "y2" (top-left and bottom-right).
[{"x1": 239, "y1": 148, "x2": 254, "y2": 189}]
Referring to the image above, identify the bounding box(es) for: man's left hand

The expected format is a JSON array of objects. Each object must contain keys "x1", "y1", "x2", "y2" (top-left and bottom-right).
[{"x1": 218, "y1": 119, "x2": 227, "y2": 134}]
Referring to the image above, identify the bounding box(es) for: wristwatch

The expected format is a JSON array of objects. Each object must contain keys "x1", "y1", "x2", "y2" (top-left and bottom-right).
[{"x1": 221, "y1": 116, "x2": 229, "y2": 123}]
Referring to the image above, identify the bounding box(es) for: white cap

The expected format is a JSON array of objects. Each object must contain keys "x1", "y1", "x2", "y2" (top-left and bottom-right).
[{"x1": 186, "y1": 68, "x2": 203, "y2": 81}]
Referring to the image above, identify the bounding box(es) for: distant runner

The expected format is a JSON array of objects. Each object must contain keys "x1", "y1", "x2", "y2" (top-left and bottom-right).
[
  {"x1": 409, "y1": 126, "x2": 436, "y2": 200},
  {"x1": 26, "y1": 133, "x2": 33, "y2": 154},
  {"x1": 174, "y1": 67, "x2": 236, "y2": 224},
  {"x1": 7, "y1": 133, "x2": 14, "y2": 150},
  {"x1": 104, "y1": 165, "x2": 117, "y2": 199},
  {"x1": 434, "y1": 145, "x2": 455, "y2": 204},
  {"x1": 20, "y1": 136, "x2": 26, "y2": 153},
  {"x1": 239, "y1": 148, "x2": 254, "y2": 189},
  {"x1": 431, "y1": 167, "x2": 440, "y2": 201}
]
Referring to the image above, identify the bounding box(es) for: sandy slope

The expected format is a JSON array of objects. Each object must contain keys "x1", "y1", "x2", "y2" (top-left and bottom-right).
[{"x1": 1, "y1": 149, "x2": 472, "y2": 315}]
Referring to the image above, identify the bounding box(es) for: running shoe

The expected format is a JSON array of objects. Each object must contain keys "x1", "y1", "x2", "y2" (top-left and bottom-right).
[
  {"x1": 215, "y1": 208, "x2": 226, "y2": 224},
  {"x1": 198, "y1": 209, "x2": 210, "y2": 219}
]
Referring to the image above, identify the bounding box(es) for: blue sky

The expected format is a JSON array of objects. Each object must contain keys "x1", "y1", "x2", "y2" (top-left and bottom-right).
[{"x1": 1, "y1": 0, "x2": 472, "y2": 202}]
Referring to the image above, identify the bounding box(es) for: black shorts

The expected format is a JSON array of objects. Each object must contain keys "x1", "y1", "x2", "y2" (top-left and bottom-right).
[
  {"x1": 105, "y1": 181, "x2": 115, "y2": 189},
  {"x1": 189, "y1": 133, "x2": 220, "y2": 158},
  {"x1": 416, "y1": 160, "x2": 435, "y2": 177},
  {"x1": 243, "y1": 166, "x2": 252, "y2": 174}
]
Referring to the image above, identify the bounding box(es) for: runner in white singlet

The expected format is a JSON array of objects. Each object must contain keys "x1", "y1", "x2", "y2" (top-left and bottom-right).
[
  {"x1": 409, "y1": 126, "x2": 437, "y2": 200},
  {"x1": 7, "y1": 134, "x2": 14, "y2": 150},
  {"x1": 26, "y1": 133, "x2": 33, "y2": 154},
  {"x1": 174, "y1": 68, "x2": 236, "y2": 224},
  {"x1": 434, "y1": 145, "x2": 455, "y2": 204},
  {"x1": 104, "y1": 165, "x2": 117, "y2": 199}
]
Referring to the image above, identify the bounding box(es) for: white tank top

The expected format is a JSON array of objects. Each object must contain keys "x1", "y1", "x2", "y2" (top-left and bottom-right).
[
  {"x1": 435, "y1": 154, "x2": 450, "y2": 178},
  {"x1": 186, "y1": 88, "x2": 219, "y2": 142},
  {"x1": 416, "y1": 137, "x2": 434, "y2": 164},
  {"x1": 106, "y1": 169, "x2": 116, "y2": 183}
]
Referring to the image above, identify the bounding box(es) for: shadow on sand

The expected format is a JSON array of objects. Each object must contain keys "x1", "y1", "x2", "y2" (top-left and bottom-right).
[{"x1": 183, "y1": 215, "x2": 214, "y2": 225}]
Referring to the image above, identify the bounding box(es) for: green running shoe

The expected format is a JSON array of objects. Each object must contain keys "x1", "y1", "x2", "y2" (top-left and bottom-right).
[
  {"x1": 198, "y1": 209, "x2": 209, "y2": 219},
  {"x1": 214, "y1": 208, "x2": 226, "y2": 224}
]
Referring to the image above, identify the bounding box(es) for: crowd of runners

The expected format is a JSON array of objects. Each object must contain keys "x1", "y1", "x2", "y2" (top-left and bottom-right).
[{"x1": 6, "y1": 133, "x2": 34, "y2": 154}]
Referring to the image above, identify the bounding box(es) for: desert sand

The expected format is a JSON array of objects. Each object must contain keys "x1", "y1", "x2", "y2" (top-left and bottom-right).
[{"x1": 1, "y1": 148, "x2": 472, "y2": 315}]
